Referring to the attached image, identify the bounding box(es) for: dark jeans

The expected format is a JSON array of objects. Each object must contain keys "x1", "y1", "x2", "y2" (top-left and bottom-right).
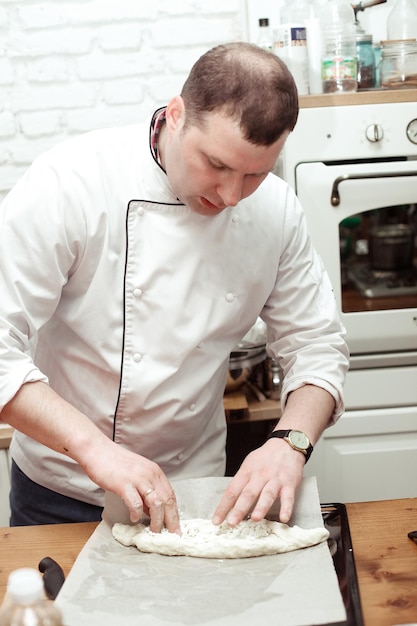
[{"x1": 9, "y1": 460, "x2": 103, "y2": 526}]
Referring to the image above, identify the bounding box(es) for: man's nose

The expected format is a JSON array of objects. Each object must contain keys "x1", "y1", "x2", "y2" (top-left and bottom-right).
[{"x1": 217, "y1": 175, "x2": 244, "y2": 207}]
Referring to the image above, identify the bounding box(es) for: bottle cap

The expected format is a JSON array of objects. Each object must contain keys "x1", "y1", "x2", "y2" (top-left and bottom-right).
[
  {"x1": 356, "y1": 33, "x2": 373, "y2": 43},
  {"x1": 7, "y1": 568, "x2": 44, "y2": 605}
]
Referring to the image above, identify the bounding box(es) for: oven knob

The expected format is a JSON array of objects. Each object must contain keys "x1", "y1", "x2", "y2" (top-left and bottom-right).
[{"x1": 365, "y1": 123, "x2": 384, "y2": 143}]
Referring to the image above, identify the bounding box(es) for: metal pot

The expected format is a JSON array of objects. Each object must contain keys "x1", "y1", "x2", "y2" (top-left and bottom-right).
[
  {"x1": 225, "y1": 343, "x2": 266, "y2": 392},
  {"x1": 369, "y1": 224, "x2": 415, "y2": 271}
]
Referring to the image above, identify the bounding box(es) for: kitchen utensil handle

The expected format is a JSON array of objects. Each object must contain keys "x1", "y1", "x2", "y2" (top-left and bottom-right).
[{"x1": 38, "y1": 557, "x2": 65, "y2": 600}]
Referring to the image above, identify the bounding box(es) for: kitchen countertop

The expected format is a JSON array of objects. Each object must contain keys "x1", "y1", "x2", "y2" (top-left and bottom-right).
[{"x1": 1, "y1": 498, "x2": 416, "y2": 625}]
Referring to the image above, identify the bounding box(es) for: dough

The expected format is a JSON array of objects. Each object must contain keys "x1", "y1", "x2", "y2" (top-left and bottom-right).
[{"x1": 112, "y1": 518, "x2": 329, "y2": 559}]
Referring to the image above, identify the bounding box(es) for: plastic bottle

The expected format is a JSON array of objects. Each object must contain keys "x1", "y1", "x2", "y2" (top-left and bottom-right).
[
  {"x1": 274, "y1": 0, "x2": 311, "y2": 94},
  {"x1": 387, "y1": 0, "x2": 417, "y2": 40},
  {"x1": 280, "y1": 0, "x2": 312, "y2": 24},
  {"x1": 0, "y1": 569, "x2": 63, "y2": 626},
  {"x1": 320, "y1": 0, "x2": 358, "y2": 92},
  {"x1": 257, "y1": 18, "x2": 273, "y2": 51}
]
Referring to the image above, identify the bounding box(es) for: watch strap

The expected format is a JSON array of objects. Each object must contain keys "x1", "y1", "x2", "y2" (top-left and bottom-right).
[{"x1": 267, "y1": 429, "x2": 313, "y2": 463}]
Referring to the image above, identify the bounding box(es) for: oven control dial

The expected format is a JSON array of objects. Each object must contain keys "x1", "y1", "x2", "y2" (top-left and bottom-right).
[
  {"x1": 365, "y1": 123, "x2": 384, "y2": 143},
  {"x1": 406, "y1": 119, "x2": 417, "y2": 144}
]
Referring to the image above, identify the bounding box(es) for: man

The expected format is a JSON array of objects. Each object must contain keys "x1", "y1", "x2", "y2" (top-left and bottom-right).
[{"x1": 0, "y1": 42, "x2": 349, "y2": 531}]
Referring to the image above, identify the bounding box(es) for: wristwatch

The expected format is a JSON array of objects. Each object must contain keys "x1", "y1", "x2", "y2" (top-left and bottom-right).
[{"x1": 267, "y1": 429, "x2": 313, "y2": 463}]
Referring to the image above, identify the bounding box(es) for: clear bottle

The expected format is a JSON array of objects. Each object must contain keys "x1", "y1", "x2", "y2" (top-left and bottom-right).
[
  {"x1": 0, "y1": 569, "x2": 63, "y2": 626},
  {"x1": 387, "y1": 0, "x2": 417, "y2": 40},
  {"x1": 280, "y1": 0, "x2": 314, "y2": 24},
  {"x1": 257, "y1": 18, "x2": 273, "y2": 51},
  {"x1": 276, "y1": 0, "x2": 311, "y2": 94},
  {"x1": 320, "y1": 0, "x2": 358, "y2": 92}
]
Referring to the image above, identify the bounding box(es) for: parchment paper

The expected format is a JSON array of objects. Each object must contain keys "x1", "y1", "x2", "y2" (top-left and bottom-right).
[{"x1": 56, "y1": 476, "x2": 346, "y2": 626}]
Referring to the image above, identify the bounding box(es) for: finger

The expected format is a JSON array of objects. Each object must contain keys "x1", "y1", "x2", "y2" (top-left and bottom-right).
[
  {"x1": 163, "y1": 492, "x2": 182, "y2": 535},
  {"x1": 147, "y1": 492, "x2": 165, "y2": 533},
  {"x1": 212, "y1": 474, "x2": 262, "y2": 526},
  {"x1": 249, "y1": 484, "x2": 280, "y2": 522},
  {"x1": 277, "y1": 486, "x2": 296, "y2": 524},
  {"x1": 212, "y1": 481, "x2": 241, "y2": 526},
  {"x1": 225, "y1": 479, "x2": 279, "y2": 527},
  {"x1": 225, "y1": 490, "x2": 258, "y2": 527},
  {"x1": 144, "y1": 485, "x2": 181, "y2": 534},
  {"x1": 122, "y1": 484, "x2": 144, "y2": 524}
]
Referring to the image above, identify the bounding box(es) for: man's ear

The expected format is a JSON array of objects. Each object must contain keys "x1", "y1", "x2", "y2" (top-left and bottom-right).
[{"x1": 165, "y1": 95, "x2": 185, "y2": 130}]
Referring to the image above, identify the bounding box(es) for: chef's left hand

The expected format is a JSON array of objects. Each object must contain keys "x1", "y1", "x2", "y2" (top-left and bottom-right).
[{"x1": 212, "y1": 437, "x2": 305, "y2": 527}]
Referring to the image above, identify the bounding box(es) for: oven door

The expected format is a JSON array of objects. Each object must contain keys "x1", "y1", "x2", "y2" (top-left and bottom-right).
[{"x1": 295, "y1": 159, "x2": 417, "y2": 355}]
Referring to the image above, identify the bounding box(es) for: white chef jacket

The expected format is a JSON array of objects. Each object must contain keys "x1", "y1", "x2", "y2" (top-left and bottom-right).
[{"x1": 0, "y1": 116, "x2": 349, "y2": 506}]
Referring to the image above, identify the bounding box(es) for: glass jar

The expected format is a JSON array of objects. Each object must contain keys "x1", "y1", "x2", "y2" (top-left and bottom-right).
[
  {"x1": 356, "y1": 33, "x2": 376, "y2": 89},
  {"x1": 380, "y1": 39, "x2": 417, "y2": 88}
]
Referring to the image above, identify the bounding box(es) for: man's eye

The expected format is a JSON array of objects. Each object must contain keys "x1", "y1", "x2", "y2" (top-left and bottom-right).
[{"x1": 208, "y1": 158, "x2": 226, "y2": 171}]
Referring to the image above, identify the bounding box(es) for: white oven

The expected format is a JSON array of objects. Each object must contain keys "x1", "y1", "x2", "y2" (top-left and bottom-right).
[{"x1": 277, "y1": 92, "x2": 417, "y2": 503}]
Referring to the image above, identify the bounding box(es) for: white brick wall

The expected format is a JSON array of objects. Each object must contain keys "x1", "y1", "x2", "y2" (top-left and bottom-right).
[{"x1": 0, "y1": 0, "x2": 248, "y2": 201}]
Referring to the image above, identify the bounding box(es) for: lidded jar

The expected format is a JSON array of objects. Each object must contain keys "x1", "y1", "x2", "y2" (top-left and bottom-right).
[
  {"x1": 356, "y1": 32, "x2": 376, "y2": 88},
  {"x1": 380, "y1": 38, "x2": 417, "y2": 88}
]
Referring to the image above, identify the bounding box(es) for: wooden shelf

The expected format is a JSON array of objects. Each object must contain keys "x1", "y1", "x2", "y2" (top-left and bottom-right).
[
  {"x1": 299, "y1": 88, "x2": 417, "y2": 108},
  {"x1": 0, "y1": 426, "x2": 13, "y2": 450}
]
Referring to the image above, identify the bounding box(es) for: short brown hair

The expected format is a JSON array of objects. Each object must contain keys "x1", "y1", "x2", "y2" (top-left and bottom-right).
[{"x1": 180, "y1": 42, "x2": 299, "y2": 146}]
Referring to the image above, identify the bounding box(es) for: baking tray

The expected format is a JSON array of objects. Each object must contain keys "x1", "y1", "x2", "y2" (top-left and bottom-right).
[
  {"x1": 41, "y1": 501, "x2": 363, "y2": 626},
  {"x1": 321, "y1": 503, "x2": 364, "y2": 626}
]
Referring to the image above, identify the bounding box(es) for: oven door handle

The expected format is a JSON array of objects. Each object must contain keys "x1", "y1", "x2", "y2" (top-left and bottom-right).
[{"x1": 331, "y1": 170, "x2": 417, "y2": 206}]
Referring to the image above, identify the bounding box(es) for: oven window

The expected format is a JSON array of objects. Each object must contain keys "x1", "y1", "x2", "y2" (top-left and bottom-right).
[{"x1": 340, "y1": 203, "x2": 417, "y2": 313}]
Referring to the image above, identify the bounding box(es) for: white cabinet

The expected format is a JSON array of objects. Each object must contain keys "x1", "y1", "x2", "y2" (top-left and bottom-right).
[{"x1": 305, "y1": 406, "x2": 417, "y2": 503}]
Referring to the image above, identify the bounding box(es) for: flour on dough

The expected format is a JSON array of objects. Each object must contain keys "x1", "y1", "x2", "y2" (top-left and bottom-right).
[{"x1": 112, "y1": 518, "x2": 329, "y2": 559}]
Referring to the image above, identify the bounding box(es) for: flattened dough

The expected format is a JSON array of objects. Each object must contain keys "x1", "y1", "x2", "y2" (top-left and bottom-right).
[{"x1": 112, "y1": 518, "x2": 329, "y2": 559}]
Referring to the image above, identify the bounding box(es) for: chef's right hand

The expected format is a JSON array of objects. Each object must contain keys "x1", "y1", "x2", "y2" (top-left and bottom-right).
[
  {"x1": 1, "y1": 381, "x2": 180, "y2": 534},
  {"x1": 82, "y1": 441, "x2": 181, "y2": 534}
]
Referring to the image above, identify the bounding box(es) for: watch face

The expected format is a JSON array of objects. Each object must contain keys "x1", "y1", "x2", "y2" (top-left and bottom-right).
[{"x1": 289, "y1": 430, "x2": 309, "y2": 450}]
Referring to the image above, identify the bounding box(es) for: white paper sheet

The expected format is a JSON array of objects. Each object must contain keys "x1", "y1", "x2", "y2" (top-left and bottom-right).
[{"x1": 56, "y1": 476, "x2": 346, "y2": 626}]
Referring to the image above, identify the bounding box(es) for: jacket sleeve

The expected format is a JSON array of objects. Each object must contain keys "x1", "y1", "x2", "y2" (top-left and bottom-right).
[
  {"x1": 0, "y1": 156, "x2": 86, "y2": 412},
  {"x1": 261, "y1": 185, "x2": 349, "y2": 424}
]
